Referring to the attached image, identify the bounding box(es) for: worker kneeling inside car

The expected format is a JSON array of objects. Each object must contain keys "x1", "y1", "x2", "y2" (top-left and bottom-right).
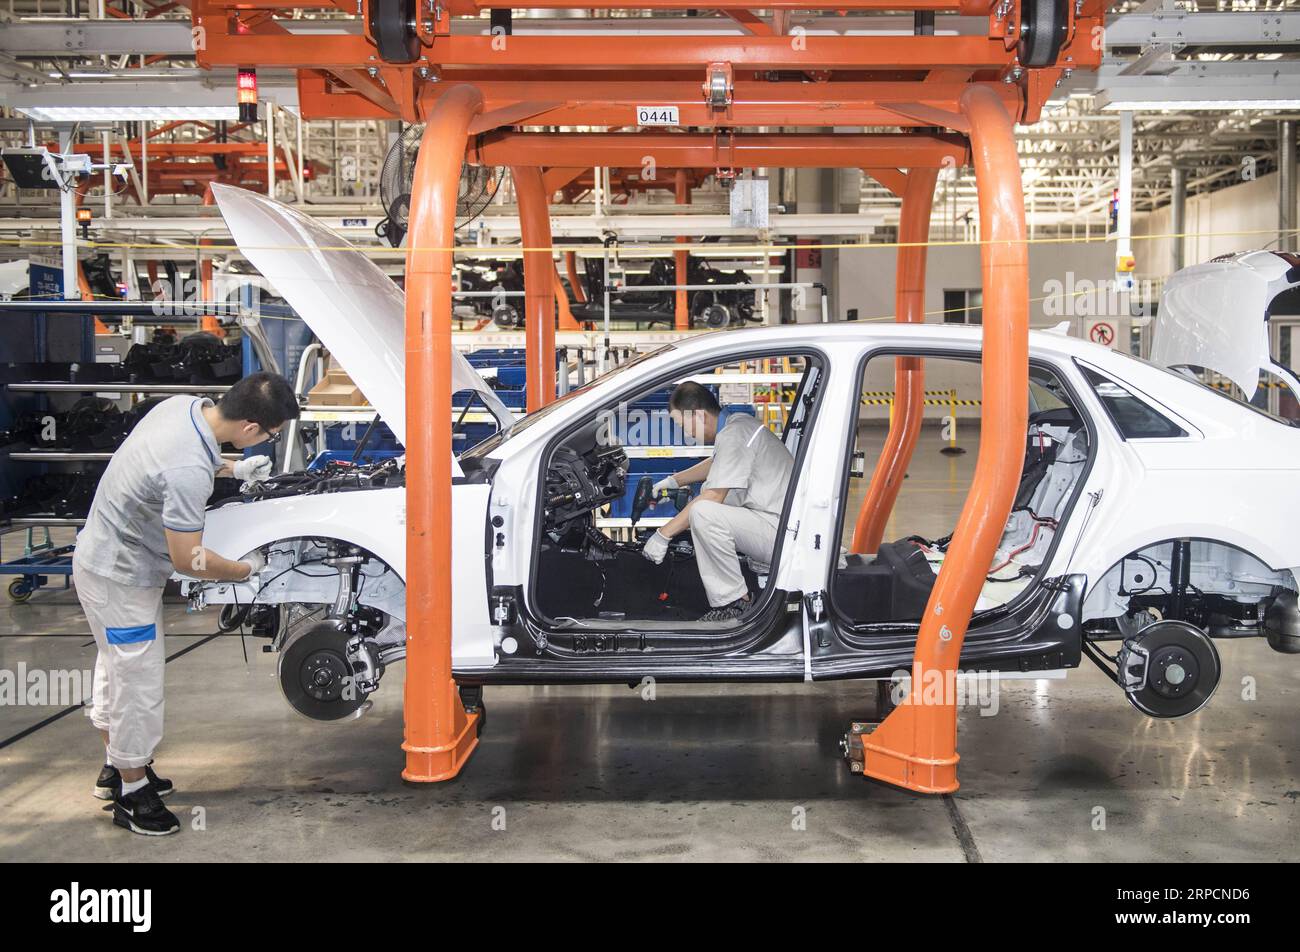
[{"x1": 641, "y1": 381, "x2": 794, "y2": 622}]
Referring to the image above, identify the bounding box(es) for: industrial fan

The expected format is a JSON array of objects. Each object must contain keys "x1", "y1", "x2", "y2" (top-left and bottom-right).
[{"x1": 376, "y1": 123, "x2": 500, "y2": 247}]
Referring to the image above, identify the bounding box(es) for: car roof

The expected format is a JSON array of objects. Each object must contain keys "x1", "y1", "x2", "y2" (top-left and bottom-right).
[{"x1": 663, "y1": 320, "x2": 1112, "y2": 364}]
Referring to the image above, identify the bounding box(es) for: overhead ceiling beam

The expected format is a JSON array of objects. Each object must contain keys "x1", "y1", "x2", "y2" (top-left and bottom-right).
[{"x1": 1104, "y1": 10, "x2": 1300, "y2": 48}]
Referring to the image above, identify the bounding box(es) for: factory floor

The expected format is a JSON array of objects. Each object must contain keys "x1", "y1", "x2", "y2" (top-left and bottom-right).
[{"x1": 2, "y1": 427, "x2": 1298, "y2": 862}]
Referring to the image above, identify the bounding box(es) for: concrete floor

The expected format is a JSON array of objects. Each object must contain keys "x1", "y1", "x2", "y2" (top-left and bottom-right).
[{"x1": 2, "y1": 426, "x2": 1298, "y2": 861}]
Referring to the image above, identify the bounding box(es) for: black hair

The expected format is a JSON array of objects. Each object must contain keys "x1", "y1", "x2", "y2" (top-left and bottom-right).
[
  {"x1": 216, "y1": 371, "x2": 301, "y2": 429},
  {"x1": 668, "y1": 380, "x2": 721, "y2": 415}
]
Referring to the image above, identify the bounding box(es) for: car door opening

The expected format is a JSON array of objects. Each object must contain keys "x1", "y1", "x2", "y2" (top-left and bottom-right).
[
  {"x1": 529, "y1": 351, "x2": 822, "y2": 636},
  {"x1": 832, "y1": 355, "x2": 1093, "y2": 629}
]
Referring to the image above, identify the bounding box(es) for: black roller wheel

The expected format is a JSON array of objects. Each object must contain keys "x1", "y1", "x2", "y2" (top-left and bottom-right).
[
  {"x1": 1018, "y1": 0, "x2": 1070, "y2": 69},
  {"x1": 278, "y1": 623, "x2": 367, "y2": 721},
  {"x1": 7, "y1": 578, "x2": 32, "y2": 604},
  {"x1": 1119, "y1": 620, "x2": 1221, "y2": 719},
  {"x1": 369, "y1": 0, "x2": 420, "y2": 65}
]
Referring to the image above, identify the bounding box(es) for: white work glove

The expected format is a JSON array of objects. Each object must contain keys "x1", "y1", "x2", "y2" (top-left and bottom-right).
[
  {"x1": 232, "y1": 455, "x2": 273, "y2": 484},
  {"x1": 239, "y1": 549, "x2": 266, "y2": 581},
  {"x1": 651, "y1": 475, "x2": 679, "y2": 497},
  {"x1": 642, "y1": 530, "x2": 670, "y2": 565}
]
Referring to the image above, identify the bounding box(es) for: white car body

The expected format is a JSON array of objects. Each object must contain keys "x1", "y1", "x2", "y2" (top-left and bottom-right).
[{"x1": 186, "y1": 189, "x2": 1300, "y2": 721}]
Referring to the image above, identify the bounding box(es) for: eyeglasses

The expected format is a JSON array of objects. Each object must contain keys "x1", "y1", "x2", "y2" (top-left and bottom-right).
[{"x1": 256, "y1": 425, "x2": 284, "y2": 445}]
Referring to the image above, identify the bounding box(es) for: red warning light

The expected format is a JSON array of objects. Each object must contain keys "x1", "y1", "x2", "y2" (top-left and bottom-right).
[{"x1": 237, "y1": 67, "x2": 258, "y2": 123}]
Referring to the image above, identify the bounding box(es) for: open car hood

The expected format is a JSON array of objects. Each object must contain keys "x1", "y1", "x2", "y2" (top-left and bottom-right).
[
  {"x1": 211, "y1": 184, "x2": 512, "y2": 459},
  {"x1": 1151, "y1": 250, "x2": 1300, "y2": 400}
]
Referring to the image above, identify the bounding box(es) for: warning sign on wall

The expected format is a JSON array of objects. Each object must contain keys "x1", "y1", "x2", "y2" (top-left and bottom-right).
[{"x1": 1085, "y1": 318, "x2": 1117, "y2": 348}]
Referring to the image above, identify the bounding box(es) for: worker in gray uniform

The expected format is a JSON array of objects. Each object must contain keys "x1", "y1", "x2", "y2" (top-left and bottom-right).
[
  {"x1": 72, "y1": 372, "x2": 300, "y2": 835},
  {"x1": 641, "y1": 381, "x2": 794, "y2": 621}
]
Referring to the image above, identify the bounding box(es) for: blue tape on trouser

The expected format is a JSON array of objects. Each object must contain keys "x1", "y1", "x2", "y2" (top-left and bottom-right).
[{"x1": 106, "y1": 624, "x2": 157, "y2": 645}]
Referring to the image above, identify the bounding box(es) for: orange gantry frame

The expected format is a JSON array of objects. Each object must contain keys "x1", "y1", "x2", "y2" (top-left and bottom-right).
[{"x1": 189, "y1": 1, "x2": 1102, "y2": 794}]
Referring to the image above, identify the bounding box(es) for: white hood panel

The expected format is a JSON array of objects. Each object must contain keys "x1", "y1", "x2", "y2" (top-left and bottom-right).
[
  {"x1": 212, "y1": 184, "x2": 512, "y2": 457},
  {"x1": 1151, "y1": 250, "x2": 1299, "y2": 400}
]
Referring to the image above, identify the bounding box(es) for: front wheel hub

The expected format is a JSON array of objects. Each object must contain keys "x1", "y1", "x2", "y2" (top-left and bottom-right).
[{"x1": 278, "y1": 623, "x2": 369, "y2": 721}]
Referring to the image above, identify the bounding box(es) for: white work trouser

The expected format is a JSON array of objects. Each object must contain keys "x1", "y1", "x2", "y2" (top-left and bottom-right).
[
  {"x1": 74, "y1": 565, "x2": 166, "y2": 769},
  {"x1": 687, "y1": 499, "x2": 779, "y2": 607}
]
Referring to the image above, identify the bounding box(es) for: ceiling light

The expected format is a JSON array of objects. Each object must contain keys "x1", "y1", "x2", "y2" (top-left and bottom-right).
[
  {"x1": 15, "y1": 106, "x2": 240, "y2": 122},
  {"x1": 1099, "y1": 99, "x2": 1300, "y2": 112}
]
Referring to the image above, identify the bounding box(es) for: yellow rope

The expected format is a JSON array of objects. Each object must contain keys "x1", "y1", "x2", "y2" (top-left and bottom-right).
[{"x1": 0, "y1": 226, "x2": 1295, "y2": 257}]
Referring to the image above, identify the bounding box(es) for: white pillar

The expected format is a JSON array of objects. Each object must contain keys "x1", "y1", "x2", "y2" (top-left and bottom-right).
[
  {"x1": 102, "y1": 131, "x2": 113, "y2": 220},
  {"x1": 141, "y1": 121, "x2": 149, "y2": 206},
  {"x1": 1116, "y1": 110, "x2": 1134, "y2": 291},
  {"x1": 266, "y1": 103, "x2": 275, "y2": 198},
  {"x1": 59, "y1": 128, "x2": 78, "y2": 300}
]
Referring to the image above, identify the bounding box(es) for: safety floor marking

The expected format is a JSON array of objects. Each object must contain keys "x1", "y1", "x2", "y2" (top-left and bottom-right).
[
  {"x1": 0, "y1": 633, "x2": 220, "y2": 752},
  {"x1": 942, "y1": 794, "x2": 984, "y2": 864}
]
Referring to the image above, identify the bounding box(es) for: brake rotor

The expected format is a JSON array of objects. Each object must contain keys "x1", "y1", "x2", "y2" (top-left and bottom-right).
[
  {"x1": 700, "y1": 303, "x2": 731, "y2": 328},
  {"x1": 1119, "y1": 620, "x2": 1221, "y2": 719},
  {"x1": 278, "y1": 623, "x2": 367, "y2": 721}
]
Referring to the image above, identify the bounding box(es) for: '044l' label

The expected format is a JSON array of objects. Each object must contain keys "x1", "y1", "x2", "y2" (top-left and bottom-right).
[{"x1": 636, "y1": 105, "x2": 680, "y2": 126}]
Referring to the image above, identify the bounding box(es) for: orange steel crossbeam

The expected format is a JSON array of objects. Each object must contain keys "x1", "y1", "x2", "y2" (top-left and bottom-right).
[
  {"x1": 469, "y1": 133, "x2": 969, "y2": 171},
  {"x1": 185, "y1": 1, "x2": 1094, "y2": 794}
]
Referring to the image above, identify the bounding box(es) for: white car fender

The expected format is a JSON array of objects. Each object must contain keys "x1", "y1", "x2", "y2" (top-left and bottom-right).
[
  {"x1": 193, "y1": 485, "x2": 498, "y2": 666},
  {"x1": 199, "y1": 489, "x2": 409, "y2": 582}
]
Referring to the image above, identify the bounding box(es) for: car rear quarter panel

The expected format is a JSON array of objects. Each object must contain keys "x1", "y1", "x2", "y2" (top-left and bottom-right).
[{"x1": 1057, "y1": 352, "x2": 1300, "y2": 584}]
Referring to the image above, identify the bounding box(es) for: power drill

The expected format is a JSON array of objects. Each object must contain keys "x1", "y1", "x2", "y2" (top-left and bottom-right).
[{"x1": 629, "y1": 474, "x2": 690, "y2": 525}]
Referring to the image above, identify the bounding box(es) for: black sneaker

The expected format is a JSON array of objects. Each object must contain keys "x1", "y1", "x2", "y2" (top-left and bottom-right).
[
  {"x1": 699, "y1": 597, "x2": 752, "y2": 622},
  {"x1": 95, "y1": 762, "x2": 173, "y2": 801},
  {"x1": 113, "y1": 782, "x2": 180, "y2": 836}
]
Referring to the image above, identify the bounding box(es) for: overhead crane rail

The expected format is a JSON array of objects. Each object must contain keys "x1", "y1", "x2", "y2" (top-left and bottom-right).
[{"x1": 191, "y1": 1, "x2": 1101, "y2": 127}]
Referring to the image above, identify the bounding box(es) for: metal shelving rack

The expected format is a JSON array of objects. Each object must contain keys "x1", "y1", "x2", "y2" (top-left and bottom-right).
[{"x1": 0, "y1": 301, "x2": 244, "y2": 600}]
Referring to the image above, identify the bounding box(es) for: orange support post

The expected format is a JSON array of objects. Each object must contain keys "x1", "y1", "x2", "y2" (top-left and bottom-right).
[
  {"x1": 514, "y1": 165, "x2": 557, "y2": 412},
  {"x1": 858, "y1": 85, "x2": 1028, "y2": 794},
  {"x1": 554, "y1": 261, "x2": 581, "y2": 330},
  {"x1": 850, "y1": 166, "x2": 938, "y2": 554},
  {"x1": 564, "y1": 250, "x2": 586, "y2": 304},
  {"x1": 401, "y1": 84, "x2": 484, "y2": 784},
  {"x1": 199, "y1": 185, "x2": 225, "y2": 337},
  {"x1": 76, "y1": 265, "x2": 111, "y2": 333},
  {"x1": 674, "y1": 169, "x2": 691, "y2": 330}
]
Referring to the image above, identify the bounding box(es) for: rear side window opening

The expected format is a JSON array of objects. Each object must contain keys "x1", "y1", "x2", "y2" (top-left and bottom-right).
[{"x1": 1078, "y1": 365, "x2": 1188, "y2": 439}]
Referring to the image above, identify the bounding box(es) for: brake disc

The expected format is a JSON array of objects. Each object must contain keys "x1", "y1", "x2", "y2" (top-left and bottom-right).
[
  {"x1": 277, "y1": 623, "x2": 368, "y2": 721},
  {"x1": 1118, "y1": 620, "x2": 1221, "y2": 719}
]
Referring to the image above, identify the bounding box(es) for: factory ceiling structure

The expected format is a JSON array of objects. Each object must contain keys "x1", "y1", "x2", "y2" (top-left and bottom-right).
[{"x1": 0, "y1": 3, "x2": 1296, "y2": 243}]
